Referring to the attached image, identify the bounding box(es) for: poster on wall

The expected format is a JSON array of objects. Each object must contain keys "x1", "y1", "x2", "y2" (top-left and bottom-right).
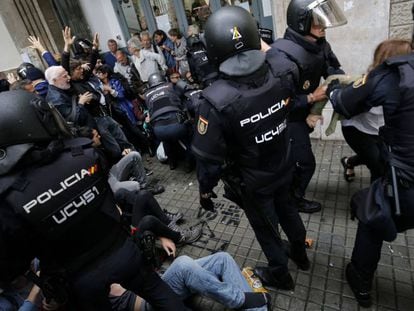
[
  {"x1": 262, "y1": 0, "x2": 272, "y2": 17},
  {"x1": 236, "y1": 2, "x2": 250, "y2": 12},
  {"x1": 156, "y1": 14, "x2": 170, "y2": 34}
]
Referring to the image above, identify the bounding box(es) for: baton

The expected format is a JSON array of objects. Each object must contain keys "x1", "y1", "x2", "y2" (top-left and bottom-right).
[{"x1": 389, "y1": 146, "x2": 401, "y2": 216}]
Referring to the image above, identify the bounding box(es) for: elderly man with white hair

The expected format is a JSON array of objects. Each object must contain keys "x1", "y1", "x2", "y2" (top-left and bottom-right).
[
  {"x1": 128, "y1": 37, "x2": 167, "y2": 83},
  {"x1": 45, "y1": 65, "x2": 94, "y2": 127}
]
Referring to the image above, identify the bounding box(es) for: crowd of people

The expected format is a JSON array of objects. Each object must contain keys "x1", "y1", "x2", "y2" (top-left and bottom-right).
[{"x1": 1, "y1": 0, "x2": 414, "y2": 310}]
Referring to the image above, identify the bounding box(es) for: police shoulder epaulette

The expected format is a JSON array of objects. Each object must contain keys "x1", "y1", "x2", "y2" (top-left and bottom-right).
[
  {"x1": 385, "y1": 54, "x2": 414, "y2": 67},
  {"x1": 202, "y1": 80, "x2": 240, "y2": 111}
]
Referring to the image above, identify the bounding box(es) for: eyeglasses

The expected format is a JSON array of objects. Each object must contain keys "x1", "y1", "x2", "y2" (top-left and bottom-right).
[{"x1": 170, "y1": 75, "x2": 180, "y2": 79}]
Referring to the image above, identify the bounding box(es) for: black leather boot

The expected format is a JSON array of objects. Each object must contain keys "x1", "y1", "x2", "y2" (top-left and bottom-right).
[
  {"x1": 253, "y1": 266, "x2": 294, "y2": 290},
  {"x1": 345, "y1": 262, "x2": 372, "y2": 308},
  {"x1": 296, "y1": 197, "x2": 321, "y2": 213},
  {"x1": 290, "y1": 242, "x2": 311, "y2": 271}
]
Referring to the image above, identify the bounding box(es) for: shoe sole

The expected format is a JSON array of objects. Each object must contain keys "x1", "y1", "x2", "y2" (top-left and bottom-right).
[
  {"x1": 253, "y1": 269, "x2": 295, "y2": 291},
  {"x1": 298, "y1": 207, "x2": 321, "y2": 213}
]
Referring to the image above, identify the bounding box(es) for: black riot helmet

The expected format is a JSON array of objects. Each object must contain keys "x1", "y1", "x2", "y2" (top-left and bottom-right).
[
  {"x1": 204, "y1": 6, "x2": 261, "y2": 65},
  {"x1": 287, "y1": 0, "x2": 347, "y2": 35},
  {"x1": 73, "y1": 38, "x2": 93, "y2": 59},
  {"x1": 0, "y1": 90, "x2": 72, "y2": 150},
  {"x1": 17, "y1": 62, "x2": 35, "y2": 79},
  {"x1": 147, "y1": 72, "x2": 166, "y2": 88},
  {"x1": 187, "y1": 34, "x2": 202, "y2": 49}
]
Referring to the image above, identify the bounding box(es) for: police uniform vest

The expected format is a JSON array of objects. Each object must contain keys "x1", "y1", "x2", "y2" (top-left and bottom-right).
[
  {"x1": 273, "y1": 38, "x2": 329, "y2": 122},
  {"x1": 382, "y1": 54, "x2": 414, "y2": 183},
  {"x1": 145, "y1": 82, "x2": 183, "y2": 123},
  {"x1": 198, "y1": 55, "x2": 296, "y2": 192},
  {"x1": 3, "y1": 138, "x2": 123, "y2": 266},
  {"x1": 187, "y1": 44, "x2": 217, "y2": 87}
]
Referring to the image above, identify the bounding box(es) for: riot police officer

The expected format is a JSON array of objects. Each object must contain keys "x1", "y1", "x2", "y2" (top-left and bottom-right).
[
  {"x1": 192, "y1": 6, "x2": 309, "y2": 289},
  {"x1": 186, "y1": 25, "x2": 218, "y2": 88},
  {"x1": 0, "y1": 90, "x2": 187, "y2": 310},
  {"x1": 327, "y1": 34, "x2": 414, "y2": 308},
  {"x1": 145, "y1": 73, "x2": 194, "y2": 171},
  {"x1": 17, "y1": 62, "x2": 36, "y2": 80},
  {"x1": 273, "y1": 0, "x2": 347, "y2": 213}
]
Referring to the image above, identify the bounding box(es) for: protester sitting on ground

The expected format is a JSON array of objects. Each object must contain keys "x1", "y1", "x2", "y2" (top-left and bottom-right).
[
  {"x1": 79, "y1": 127, "x2": 164, "y2": 195},
  {"x1": 109, "y1": 252, "x2": 271, "y2": 311},
  {"x1": 114, "y1": 188, "x2": 184, "y2": 230},
  {"x1": 45, "y1": 65, "x2": 95, "y2": 128},
  {"x1": 61, "y1": 28, "x2": 135, "y2": 161},
  {"x1": 96, "y1": 64, "x2": 152, "y2": 155},
  {"x1": 113, "y1": 190, "x2": 201, "y2": 249}
]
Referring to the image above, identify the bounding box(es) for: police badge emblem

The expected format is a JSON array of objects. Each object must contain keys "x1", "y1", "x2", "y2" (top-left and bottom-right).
[
  {"x1": 303, "y1": 80, "x2": 311, "y2": 90},
  {"x1": 197, "y1": 116, "x2": 208, "y2": 135},
  {"x1": 352, "y1": 75, "x2": 367, "y2": 88}
]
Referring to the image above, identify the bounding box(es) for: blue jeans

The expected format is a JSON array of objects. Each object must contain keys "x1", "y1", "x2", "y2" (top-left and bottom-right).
[
  {"x1": 0, "y1": 288, "x2": 25, "y2": 311},
  {"x1": 162, "y1": 252, "x2": 267, "y2": 311},
  {"x1": 108, "y1": 151, "x2": 147, "y2": 193},
  {"x1": 153, "y1": 123, "x2": 192, "y2": 162}
]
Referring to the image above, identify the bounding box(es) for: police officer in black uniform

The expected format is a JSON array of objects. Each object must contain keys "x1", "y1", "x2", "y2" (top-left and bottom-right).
[
  {"x1": 327, "y1": 13, "x2": 414, "y2": 306},
  {"x1": 192, "y1": 6, "x2": 310, "y2": 289},
  {"x1": 0, "y1": 90, "x2": 187, "y2": 310},
  {"x1": 186, "y1": 31, "x2": 218, "y2": 88},
  {"x1": 145, "y1": 73, "x2": 193, "y2": 171},
  {"x1": 273, "y1": 0, "x2": 347, "y2": 213}
]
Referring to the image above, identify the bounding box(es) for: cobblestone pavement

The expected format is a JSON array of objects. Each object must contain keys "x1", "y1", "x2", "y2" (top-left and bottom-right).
[{"x1": 145, "y1": 139, "x2": 414, "y2": 311}]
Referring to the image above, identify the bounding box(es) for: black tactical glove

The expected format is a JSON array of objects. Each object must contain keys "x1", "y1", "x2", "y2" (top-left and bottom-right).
[
  {"x1": 200, "y1": 191, "x2": 217, "y2": 212},
  {"x1": 326, "y1": 78, "x2": 341, "y2": 97}
]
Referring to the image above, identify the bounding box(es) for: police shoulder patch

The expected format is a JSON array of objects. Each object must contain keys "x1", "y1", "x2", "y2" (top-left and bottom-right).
[
  {"x1": 197, "y1": 116, "x2": 208, "y2": 135},
  {"x1": 352, "y1": 75, "x2": 367, "y2": 88},
  {"x1": 303, "y1": 80, "x2": 311, "y2": 90}
]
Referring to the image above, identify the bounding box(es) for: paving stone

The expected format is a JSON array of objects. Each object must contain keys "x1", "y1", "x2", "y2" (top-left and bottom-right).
[{"x1": 145, "y1": 140, "x2": 412, "y2": 310}]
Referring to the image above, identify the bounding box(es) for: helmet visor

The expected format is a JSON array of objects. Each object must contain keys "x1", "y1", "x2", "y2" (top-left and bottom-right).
[{"x1": 308, "y1": 0, "x2": 347, "y2": 28}]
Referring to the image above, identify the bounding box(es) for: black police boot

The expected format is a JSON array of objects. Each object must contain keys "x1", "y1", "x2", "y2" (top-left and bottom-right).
[
  {"x1": 253, "y1": 266, "x2": 294, "y2": 290},
  {"x1": 238, "y1": 292, "x2": 272, "y2": 310},
  {"x1": 345, "y1": 262, "x2": 372, "y2": 308},
  {"x1": 169, "y1": 159, "x2": 177, "y2": 170},
  {"x1": 283, "y1": 240, "x2": 310, "y2": 271},
  {"x1": 295, "y1": 197, "x2": 321, "y2": 213},
  {"x1": 183, "y1": 159, "x2": 195, "y2": 173}
]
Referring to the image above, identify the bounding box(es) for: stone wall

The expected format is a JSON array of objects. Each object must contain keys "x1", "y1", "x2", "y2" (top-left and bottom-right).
[{"x1": 390, "y1": 0, "x2": 414, "y2": 39}]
